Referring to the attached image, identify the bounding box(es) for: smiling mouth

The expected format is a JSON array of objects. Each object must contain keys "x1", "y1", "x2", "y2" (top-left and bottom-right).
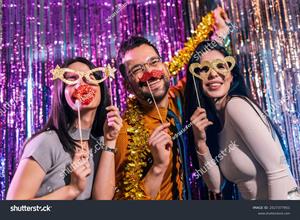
[
  {"x1": 206, "y1": 82, "x2": 224, "y2": 90},
  {"x1": 148, "y1": 78, "x2": 161, "y2": 86}
]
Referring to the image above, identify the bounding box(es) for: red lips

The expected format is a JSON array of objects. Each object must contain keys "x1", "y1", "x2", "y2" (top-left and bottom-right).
[
  {"x1": 139, "y1": 70, "x2": 164, "y2": 83},
  {"x1": 72, "y1": 85, "x2": 96, "y2": 105}
]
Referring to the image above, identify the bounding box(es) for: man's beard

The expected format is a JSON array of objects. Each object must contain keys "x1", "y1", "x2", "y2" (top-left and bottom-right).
[{"x1": 137, "y1": 76, "x2": 170, "y2": 104}]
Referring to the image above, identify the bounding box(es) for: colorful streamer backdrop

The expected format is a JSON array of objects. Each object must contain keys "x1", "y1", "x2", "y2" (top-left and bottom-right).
[{"x1": 0, "y1": 0, "x2": 299, "y2": 200}]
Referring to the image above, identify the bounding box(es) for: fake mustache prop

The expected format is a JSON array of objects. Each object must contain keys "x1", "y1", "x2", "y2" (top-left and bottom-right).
[
  {"x1": 139, "y1": 70, "x2": 164, "y2": 83},
  {"x1": 139, "y1": 70, "x2": 164, "y2": 124}
]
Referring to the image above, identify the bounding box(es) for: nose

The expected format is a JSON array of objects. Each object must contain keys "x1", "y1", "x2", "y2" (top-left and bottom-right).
[
  {"x1": 208, "y1": 69, "x2": 219, "y2": 79},
  {"x1": 75, "y1": 77, "x2": 88, "y2": 89},
  {"x1": 142, "y1": 63, "x2": 154, "y2": 72}
]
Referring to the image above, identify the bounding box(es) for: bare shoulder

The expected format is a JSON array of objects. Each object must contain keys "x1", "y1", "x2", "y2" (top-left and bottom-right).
[{"x1": 226, "y1": 96, "x2": 256, "y2": 114}]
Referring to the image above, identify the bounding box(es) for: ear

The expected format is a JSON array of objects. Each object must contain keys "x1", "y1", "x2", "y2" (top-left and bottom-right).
[
  {"x1": 124, "y1": 79, "x2": 133, "y2": 93},
  {"x1": 164, "y1": 63, "x2": 171, "y2": 79}
]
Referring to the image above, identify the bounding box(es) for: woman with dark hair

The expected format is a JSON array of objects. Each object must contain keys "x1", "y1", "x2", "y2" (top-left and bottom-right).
[
  {"x1": 7, "y1": 57, "x2": 122, "y2": 200},
  {"x1": 184, "y1": 41, "x2": 299, "y2": 200}
]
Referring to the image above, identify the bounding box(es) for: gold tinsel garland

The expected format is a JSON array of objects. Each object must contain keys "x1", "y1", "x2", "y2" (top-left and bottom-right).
[
  {"x1": 167, "y1": 12, "x2": 215, "y2": 75},
  {"x1": 116, "y1": 98, "x2": 152, "y2": 200}
]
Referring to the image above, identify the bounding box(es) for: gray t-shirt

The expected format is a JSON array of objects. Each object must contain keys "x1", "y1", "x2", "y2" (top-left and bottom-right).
[{"x1": 21, "y1": 129, "x2": 103, "y2": 200}]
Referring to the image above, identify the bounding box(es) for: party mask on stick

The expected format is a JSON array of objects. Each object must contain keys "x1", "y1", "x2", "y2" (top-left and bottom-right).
[
  {"x1": 189, "y1": 56, "x2": 236, "y2": 81},
  {"x1": 139, "y1": 69, "x2": 165, "y2": 124},
  {"x1": 50, "y1": 64, "x2": 116, "y2": 85}
]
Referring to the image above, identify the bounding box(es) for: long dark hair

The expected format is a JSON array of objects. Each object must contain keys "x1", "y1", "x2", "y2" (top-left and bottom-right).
[
  {"x1": 24, "y1": 57, "x2": 110, "y2": 157},
  {"x1": 184, "y1": 41, "x2": 290, "y2": 198}
]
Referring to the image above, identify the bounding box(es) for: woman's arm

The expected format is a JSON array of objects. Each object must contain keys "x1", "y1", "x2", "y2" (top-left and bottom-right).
[
  {"x1": 92, "y1": 106, "x2": 122, "y2": 200},
  {"x1": 191, "y1": 108, "x2": 223, "y2": 193},
  {"x1": 196, "y1": 144, "x2": 223, "y2": 194},
  {"x1": 210, "y1": 7, "x2": 231, "y2": 46},
  {"x1": 92, "y1": 140, "x2": 116, "y2": 200},
  {"x1": 7, "y1": 149, "x2": 91, "y2": 200},
  {"x1": 226, "y1": 97, "x2": 294, "y2": 200}
]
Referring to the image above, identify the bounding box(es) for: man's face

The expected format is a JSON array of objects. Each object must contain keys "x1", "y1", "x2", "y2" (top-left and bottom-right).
[{"x1": 122, "y1": 44, "x2": 170, "y2": 103}]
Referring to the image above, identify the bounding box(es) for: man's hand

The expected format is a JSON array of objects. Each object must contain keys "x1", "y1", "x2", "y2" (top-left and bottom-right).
[
  {"x1": 144, "y1": 123, "x2": 173, "y2": 199},
  {"x1": 213, "y1": 6, "x2": 231, "y2": 35},
  {"x1": 148, "y1": 123, "x2": 172, "y2": 170}
]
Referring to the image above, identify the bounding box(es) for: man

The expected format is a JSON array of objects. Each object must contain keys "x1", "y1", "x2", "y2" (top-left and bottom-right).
[
  {"x1": 114, "y1": 36, "x2": 189, "y2": 200},
  {"x1": 92, "y1": 7, "x2": 232, "y2": 200}
]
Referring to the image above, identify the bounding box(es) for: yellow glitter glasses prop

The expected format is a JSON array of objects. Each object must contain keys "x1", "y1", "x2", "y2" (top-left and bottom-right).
[
  {"x1": 50, "y1": 64, "x2": 116, "y2": 85},
  {"x1": 189, "y1": 56, "x2": 236, "y2": 81}
]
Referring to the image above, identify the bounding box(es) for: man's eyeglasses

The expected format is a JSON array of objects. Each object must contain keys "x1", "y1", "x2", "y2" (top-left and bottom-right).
[{"x1": 128, "y1": 57, "x2": 162, "y2": 78}]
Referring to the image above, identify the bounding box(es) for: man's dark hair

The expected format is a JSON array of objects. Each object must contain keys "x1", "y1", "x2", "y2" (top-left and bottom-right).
[{"x1": 117, "y1": 36, "x2": 160, "y2": 79}]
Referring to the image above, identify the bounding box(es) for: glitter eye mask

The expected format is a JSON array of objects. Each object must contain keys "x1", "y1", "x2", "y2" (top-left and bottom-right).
[
  {"x1": 189, "y1": 56, "x2": 236, "y2": 81},
  {"x1": 50, "y1": 64, "x2": 116, "y2": 85}
]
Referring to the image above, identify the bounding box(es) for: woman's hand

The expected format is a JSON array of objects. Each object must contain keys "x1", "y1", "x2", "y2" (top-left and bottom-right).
[
  {"x1": 69, "y1": 150, "x2": 91, "y2": 197},
  {"x1": 213, "y1": 6, "x2": 231, "y2": 36},
  {"x1": 93, "y1": 106, "x2": 122, "y2": 200},
  {"x1": 103, "y1": 106, "x2": 123, "y2": 143},
  {"x1": 190, "y1": 108, "x2": 213, "y2": 153}
]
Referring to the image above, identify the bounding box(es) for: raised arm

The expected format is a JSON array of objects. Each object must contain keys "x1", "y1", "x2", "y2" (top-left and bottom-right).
[
  {"x1": 191, "y1": 108, "x2": 223, "y2": 193},
  {"x1": 7, "y1": 149, "x2": 90, "y2": 200},
  {"x1": 93, "y1": 106, "x2": 122, "y2": 200}
]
